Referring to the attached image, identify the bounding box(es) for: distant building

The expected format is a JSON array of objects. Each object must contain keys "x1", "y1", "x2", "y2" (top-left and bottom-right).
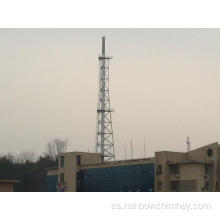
[
  {"x1": 47, "y1": 142, "x2": 220, "y2": 192},
  {"x1": 0, "y1": 180, "x2": 20, "y2": 192}
]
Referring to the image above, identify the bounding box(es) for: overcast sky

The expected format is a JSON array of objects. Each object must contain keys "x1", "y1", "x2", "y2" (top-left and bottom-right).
[{"x1": 0, "y1": 29, "x2": 220, "y2": 160}]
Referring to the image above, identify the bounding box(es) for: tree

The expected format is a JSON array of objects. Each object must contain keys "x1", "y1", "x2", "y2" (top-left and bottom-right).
[
  {"x1": 5, "y1": 152, "x2": 16, "y2": 163},
  {"x1": 0, "y1": 152, "x2": 57, "y2": 192},
  {"x1": 15, "y1": 151, "x2": 35, "y2": 163},
  {"x1": 44, "y1": 138, "x2": 68, "y2": 161}
]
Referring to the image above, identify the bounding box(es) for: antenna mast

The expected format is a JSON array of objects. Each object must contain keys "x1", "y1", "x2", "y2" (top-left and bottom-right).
[
  {"x1": 131, "y1": 139, "x2": 133, "y2": 159},
  {"x1": 125, "y1": 143, "x2": 127, "y2": 160},
  {"x1": 96, "y1": 37, "x2": 115, "y2": 162},
  {"x1": 186, "y1": 136, "x2": 190, "y2": 152}
]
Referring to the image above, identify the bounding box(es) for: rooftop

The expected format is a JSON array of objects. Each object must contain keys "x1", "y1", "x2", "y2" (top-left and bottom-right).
[
  {"x1": 0, "y1": 180, "x2": 20, "y2": 183},
  {"x1": 80, "y1": 157, "x2": 155, "y2": 169}
]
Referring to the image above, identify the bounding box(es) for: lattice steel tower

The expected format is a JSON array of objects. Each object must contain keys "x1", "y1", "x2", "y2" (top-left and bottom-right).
[{"x1": 96, "y1": 37, "x2": 115, "y2": 162}]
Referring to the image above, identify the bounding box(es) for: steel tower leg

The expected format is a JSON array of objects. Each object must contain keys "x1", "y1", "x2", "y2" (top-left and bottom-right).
[{"x1": 96, "y1": 37, "x2": 115, "y2": 162}]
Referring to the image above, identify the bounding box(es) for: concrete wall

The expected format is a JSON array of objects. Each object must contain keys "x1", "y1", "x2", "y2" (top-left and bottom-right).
[
  {"x1": 155, "y1": 151, "x2": 187, "y2": 191},
  {"x1": 58, "y1": 152, "x2": 101, "y2": 192},
  {"x1": 0, "y1": 183, "x2": 14, "y2": 192},
  {"x1": 188, "y1": 142, "x2": 219, "y2": 191},
  {"x1": 155, "y1": 142, "x2": 220, "y2": 192},
  {"x1": 48, "y1": 168, "x2": 58, "y2": 176},
  {"x1": 169, "y1": 163, "x2": 204, "y2": 191}
]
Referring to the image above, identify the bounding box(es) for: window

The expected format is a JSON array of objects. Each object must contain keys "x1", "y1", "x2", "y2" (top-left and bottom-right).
[
  {"x1": 77, "y1": 155, "x2": 81, "y2": 166},
  {"x1": 205, "y1": 164, "x2": 210, "y2": 175},
  {"x1": 171, "y1": 181, "x2": 179, "y2": 191},
  {"x1": 60, "y1": 156, "x2": 64, "y2": 167},
  {"x1": 170, "y1": 164, "x2": 179, "y2": 175},
  {"x1": 76, "y1": 172, "x2": 81, "y2": 188},
  {"x1": 207, "y1": 148, "x2": 213, "y2": 157},
  {"x1": 181, "y1": 180, "x2": 197, "y2": 192},
  {"x1": 171, "y1": 180, "x2": 197, "y2": 192},
  {"x1": 205, "y1": 181, "x2": 210, "y2": 191},
  {"x1": 137, "y1": 171, "x2": 142, "y2": 176},
  {"x1": 157, "y1": 165, "x2": 162, "y2": 175},
  {"x1": 60, "y1": 173, "x2": 64, "y2": 183},
  {"x1": 157, "y1": 181, "x2": 162, "y2": 191}
]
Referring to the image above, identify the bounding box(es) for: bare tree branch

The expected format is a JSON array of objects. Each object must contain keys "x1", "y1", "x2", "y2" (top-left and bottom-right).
[{"x1": 44, "y1": 138, "x2": 68, "y2": 161}]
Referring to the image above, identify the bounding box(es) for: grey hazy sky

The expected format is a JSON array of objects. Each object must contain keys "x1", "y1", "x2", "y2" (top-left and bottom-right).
[{"x1": 0, "y1": 29, "x2": 220, "y2": 160}]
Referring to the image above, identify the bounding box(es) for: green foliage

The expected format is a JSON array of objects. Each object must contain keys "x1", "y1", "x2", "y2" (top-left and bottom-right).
[{"x1": 0, "y1": 155, "x2": 57, "y2": 192}]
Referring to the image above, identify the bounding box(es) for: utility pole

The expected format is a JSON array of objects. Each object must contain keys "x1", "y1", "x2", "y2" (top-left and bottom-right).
[
  {"x1": 131, "y1": 139, "x2": 133, "y2": 160},
  {"x1": 96, "y1": 37, "x2": 115, "y2": 162},
  {"x1": 144, "y1": 137, "x2": 146, "y2": 158}
]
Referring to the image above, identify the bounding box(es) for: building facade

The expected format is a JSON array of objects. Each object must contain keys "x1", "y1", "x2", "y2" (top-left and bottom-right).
[
  {"x1": 47, "y1": 152, "x2": 154, "y2": 192},
  {"x1": 78, "y1": 159, "x2": 154, "y2": 192},
  {"x1": 47, "y1": 142, "x2": 220, "y2": 192},
  {"x1": 0, "y1": 180, "x2": 20, "y2": 192},
  {"x1": 155, "y1": 142, "x2": 220, "y2": 192},
  {"x1": 47, "y1": 152, "x2": 100, "y2": 192}
]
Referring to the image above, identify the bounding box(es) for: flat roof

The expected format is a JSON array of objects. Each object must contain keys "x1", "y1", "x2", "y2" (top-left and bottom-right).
[
  {"x1": 60, "y1": 151, "x2": 100, "y2": 155},
  {"x1": 80, "y1": 157, "x2": 155, "y2": 170},
  {"x1": 0, "y1": 180, "x2": 20, "y2": 183}
]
